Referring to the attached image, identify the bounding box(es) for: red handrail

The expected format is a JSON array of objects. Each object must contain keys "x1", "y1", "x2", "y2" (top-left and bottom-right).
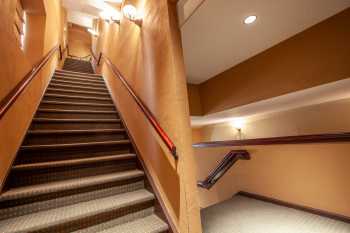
[
  {"x1": 92, "y1": 52, "x2": 178, "y2": 159},
  {"x1": 0, "y1": 45, "x2": 59, "y2": 119}
]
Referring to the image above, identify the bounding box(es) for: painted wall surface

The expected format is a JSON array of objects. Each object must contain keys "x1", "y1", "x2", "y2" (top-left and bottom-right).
[
  {"x1": 68, "y1": 24, "x2": 92, "y2": 58},
  {"x1": 189, "y1": 8, "x2": 350, "y2": 115},
  {"x1": 193, "y1": 99, "x2": 350, "y2": 217},
  {"x1": 92, "y1": 1, "x2": 201, "y2": 232},
  {"x1": 187, "y1": 84, "x2": 202, "y2": 116},
  {"x1": 0, "y1": 0, "x2": 66, "y2": 190}
]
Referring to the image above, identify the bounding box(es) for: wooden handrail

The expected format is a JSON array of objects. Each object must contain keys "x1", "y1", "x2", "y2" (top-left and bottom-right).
[
  {"x1": 198, "y1": 150, "x2": 250, "y2": 189},
  {"x1": 0, "y1": 45, "x2": 59, "y2": 119},
  {"x1": 193, "y1": 132, "x2": 350, "y2": 148},
  {"x1": 93, "y1": 52, "x2": 178, "y2": 159}
]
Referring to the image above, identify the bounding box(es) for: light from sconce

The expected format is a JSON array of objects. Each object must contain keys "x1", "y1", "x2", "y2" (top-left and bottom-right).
[
  {"x1": 244, "y1": 15, "x2": 257, "y2": 24},
  {"x1": 123, "y1": 4, "x2": 141, "y2": 21},
  {"x1": 87, "y1": 28, "x2": 99, "y2": 37},
  {"x1": 230, "y1": 117, "x2": 246, "y2": 131},
  {"x1": 104, "y1": 0, "x2": 122, "y2": 3}
]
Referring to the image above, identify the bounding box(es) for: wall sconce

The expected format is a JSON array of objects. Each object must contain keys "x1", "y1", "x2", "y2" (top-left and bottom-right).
[
  {"x1": 122, "y1": 4, "x2": 143, "y2": 24},
  {"x1": 100, "y1": 11, "x2": 112, "y2": 23},
  {"x1": 111, "y1": 11, "x2": 121, "y2": 24},
  {"x1": 87, "y1": 28, "x2": 99, "y2": 37},
  {"x1": 230, "y1": 117, "x2": 246, "y2": 139}
]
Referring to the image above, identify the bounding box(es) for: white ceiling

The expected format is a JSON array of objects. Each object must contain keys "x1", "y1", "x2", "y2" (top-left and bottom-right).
[
  {"x1": 62, "y1": 0, "x2": 119, "y2": 28},
  {"x1": 180, "y1": 0, "x2": 350, "y2": 84}
]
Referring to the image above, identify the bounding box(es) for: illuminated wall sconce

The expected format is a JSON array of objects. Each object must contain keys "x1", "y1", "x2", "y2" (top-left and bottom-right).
[
  {"x1": 87, "y1": 28, "x2": 99, "y2": 37},
  {"x1": 100, "y1": 11, "x2": 112, "y2": 23},
  {"x1": 230, "y1": 117, "x2": 246, "y2": 139},
  {"x1": 111, "y1": 11, "x2": 121, "y2": 24},
  {"x1": 122, "y1": 4, "x2": 143, "y2": 25}
]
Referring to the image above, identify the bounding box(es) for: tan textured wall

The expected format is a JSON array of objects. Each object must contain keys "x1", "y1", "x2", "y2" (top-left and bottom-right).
[
  {"x1": 68, "y1": 24, "x2": 91, "y2": 58},
  {"x1": 193, "y1": 99, "x2": 350, "y2": 217},
  {"x1": 187, "y1": 84, "x2": 202, "y2": 116},
  {"x1": 194, "y1": 8, "x2": 350, "y2": 115},
  {"x1": 92, "y1": 1, "x2": 201, "y2": 232},
  {"x1": 0, "y1": 0, "x2": 65, "y2": 190}
]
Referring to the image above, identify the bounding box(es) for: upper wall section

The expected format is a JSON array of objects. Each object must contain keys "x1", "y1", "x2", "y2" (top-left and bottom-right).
[
  {"x1": 191, "y1": 8, "x2": 350, "y2": 115},
  {"x1": 68, "y1": 23, "x2": 92, "y2": 57}
]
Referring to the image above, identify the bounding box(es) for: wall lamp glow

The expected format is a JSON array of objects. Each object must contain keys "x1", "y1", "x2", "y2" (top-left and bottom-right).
[
  {"x1": 87, "y1": 28, "x2": 99, "y2": 37},
  {"x1": 122, "y1": 4, "x2": 143, "y2": 24},
  {"x1": 244, "y1": 15, "x2": 257, "y2": 24},
  {"x1": 230, "y1": 117, "x2": 246, "y2": 139}
]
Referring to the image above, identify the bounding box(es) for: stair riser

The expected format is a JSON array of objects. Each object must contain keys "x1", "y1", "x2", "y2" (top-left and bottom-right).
[
  {"x1": 36, "y1": 111, "x2": 119, "y2": 119},
  {"x1": 49, "y1": 83, "x2": 108, "y2": 93},
  {"x1": 55, "y1": 70, "x2": 101, "y2": 77},
  {"x1": 9, "y1": 161, "x2": 138, "y2": 187},
  {"x1": 39, "y1": 102, "x2": 115, "y2": 111},
  {"x1": 30, "y1": 121, "x2": 123, "y2": 130},
  {"x1": 31, "y1": 201, "x2": 154, "y2": 233},
  {"x1": 43, "y1": 95, "x2": 113, "y2": 104},
  {"x1": 53, "y1": 76, "x2": 105, "y2": 85},
  {"x1": 46, "y1": 89, "x2": 110, "y2": 98},
  {"x1": 54, "y1": 72, "x2": 103, "y2": 80},
  {"x1": 63, "y1": 68, "x2": 94, "y2": 74},
  {"x1": 23, "y1": 132, "x2": 128, "y2": 145},
  {"x1": 16, "y1": 145, "x2": 132, "y2": 164},
  {"x1": 51, "y1": 79, "x2": 106, "y2": 89},
  {"x1": 0, "y1": 180, "x2": 144, "y2": 220}
]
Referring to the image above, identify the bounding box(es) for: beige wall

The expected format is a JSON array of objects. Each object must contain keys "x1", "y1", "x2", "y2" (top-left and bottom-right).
[
  {"x1": 92, "y1": 1, "x2": 201, "y2": 232},
  {"x1": 187, "y1": 84, "x2": 202, "y2": 116},
  {"x1": 0, "y1": 0, "x2": 66, "y2": 190},
  {"x1": 193, "y1": 99, "x2": 350, "y2": 218},
  {"x1": 187, "y1": 8, "x2": 350, "y2": 115},
  {"x1": 68, "y1": 23, "x2": 92, "y2": 58}
]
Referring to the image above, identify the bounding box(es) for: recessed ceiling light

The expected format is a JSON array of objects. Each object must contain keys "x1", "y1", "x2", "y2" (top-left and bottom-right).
[{"x1": 244, "y1": 15, "x2": 257, "y2": 24}]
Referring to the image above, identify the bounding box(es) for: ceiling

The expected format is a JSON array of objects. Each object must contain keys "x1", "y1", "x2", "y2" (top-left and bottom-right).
[
  {"x1": 62, "y1": 0, "x2": 119, "y2": 28},
  {"x1": 180, "y1": 0, "x2": 350, "y2": 84}
]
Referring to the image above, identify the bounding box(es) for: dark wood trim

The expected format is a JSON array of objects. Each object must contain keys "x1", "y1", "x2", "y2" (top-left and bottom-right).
[
  {"x1": 193, "y1": 132, "x2": 350, "y2": 148},
  {"x1": 0, "y1": 45, "x2": 59, "y2": 119},
  {"x1": 103, "y1": 79, "x2": 178, "y2": 233},
  {"x1": 198, "y1": 150, "x2": 250, "y2": 189},
  {"x1": 99, "y1": 53, "x2": 178, "y2": 160},
  {"x1": 238, "y1": 191, "x2": 350, "y2": 224}
]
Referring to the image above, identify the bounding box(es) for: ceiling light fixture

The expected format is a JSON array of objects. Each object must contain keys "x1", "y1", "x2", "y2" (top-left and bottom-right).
[{"x1": 244, "y1": 15, "x2": 257, "y2": 24}]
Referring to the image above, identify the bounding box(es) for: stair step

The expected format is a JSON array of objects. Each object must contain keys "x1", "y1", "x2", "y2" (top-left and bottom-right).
[
  {"x1": 20, "y1": 140, "x2": 131, "y2": 151},
  {"x1": 55, "y1": 69, "x2": 102, "y2": 78},
  {"x1": 49, "y1": 83, "x2": 108, "y2": 92},
  {"x1": 0, "y1": 189, "x2": 154, "y2": 233},
  {"x1": 0, "y1": 170, "x2": 144, "y2": 202},
  {"x1": 40, "y1": 101, "x2": 115, "y2": 111},
  {"x1": 31, "y1": 118, "x2": 123, "y2": 130},
  {"x1": 47, "y1": 88, "x2": 110, "y2": 97},
  {"x1": 28, "y1": 129, "x2": 125, "y2": 135},
  {"x1": 54, "y1": 73, "x2": 103, "y2": 82},
  {"x1": 44, "y1": 93, "x2": 112, "y2": 104},
  {"x1": 76, "y1": 214, "x2": 169, "y2": 233},
  {"x1": 33, "y1": 118, "x2": 121, "y2": 123},
  {"x1": 51, "y1": 79, "x2": 106, "y2": 88},
  {"x1": 54, "y1": 75, "x2": 105, "y2": 85},
  {"x1": 12, "y1": 154, "x2": 136, "y2": 171},
  {"x1": 36, "y1": 109, "x2": 118, "y2": 119},
  {"x1": 37, "y1": 109, "x2": 117, "y2": 114}
]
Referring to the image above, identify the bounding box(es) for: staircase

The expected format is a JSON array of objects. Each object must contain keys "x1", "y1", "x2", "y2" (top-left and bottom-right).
[{"x1": 0, "y1": 59, "x2": 169, "y2": 233}]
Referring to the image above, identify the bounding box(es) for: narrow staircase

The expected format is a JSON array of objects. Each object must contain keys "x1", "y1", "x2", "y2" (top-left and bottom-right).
[{"x1": 0, "y1": 59, "x2": 169, "y2": 233}]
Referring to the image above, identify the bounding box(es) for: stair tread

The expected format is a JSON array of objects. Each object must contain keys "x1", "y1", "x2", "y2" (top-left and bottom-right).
[
  {"x1": 41, "y1": 101, "x2": 114, "y2": 107},
  {"x1": 45, "y1": 93, "x2": 111, "y2": 101},
  {"x1": 0, "y1": 170, "x2": 144, "y2": 202},
  {"x1": 49, "y1": 83, "x2": 107, "y2": 91},
  {"x1": 47, "y1": 88, "x2": 109, "y2": 96},
  {"x1": 0, "y1": 189, "x2": 154, "y2": 233},
  {"x1": 37, "y1": 109, "x2": 117, "y2": 114},
  {"x1": 54, "y1": 75, "x2": 105, "y2": 83},
  {"x1": 28, "y1": 129, "x2": 125, "y2": 134},
  {"x1": 13, "y1": 154, "x2": 136, "y2": 171},
  {"x1": 86, "y1": 214, "x2": 169, "y2": 233},
  {"x1": 21, "y1": 140, "x2": 131, "y2": 150},
  {"x1": 33, "y1": 118, "x2": 121, "y2": 122},
  {"x1": 56, "y1": 69, "x2": 101, "y2": 77}
]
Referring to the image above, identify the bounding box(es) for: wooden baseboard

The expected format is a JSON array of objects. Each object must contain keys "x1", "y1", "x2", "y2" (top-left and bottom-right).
[{"x1": 237, "y1": 191, "x2": 350, "y2": 224}]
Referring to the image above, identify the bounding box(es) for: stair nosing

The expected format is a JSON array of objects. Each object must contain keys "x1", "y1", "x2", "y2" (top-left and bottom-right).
[
  {"x1": 49, "y1": 83, "x2": 107, "y2": 92},
  {"x1": 20, "y1": 140, "x2": 131, "y2": 150},
  {"x1": 37, "y1": 109, "x2": 117, "y2": 114},
  {"x1": 0, "y1": 170, "x2": 145, "y2": 202},
  {"x1": 44, "y1": 93, "x2": 111, "y2": 101},
  {"x1": 12, "y1": 153, "x2": 136, "y2": 171},
  {"x1": 47, "y1": 88, "x2": 110, "y2": 96},
  {"x1": 56, "y1": 69, "x2": 101, "y2": 77},
  {"x1": 27, "y1": 129, "x2": 126, "y2": 135},
  {"x1": 40, "y1": 101, "x2": 114, "y2": 107},
  {"x1": 54, "y1": 75, "x2": 105, "y2": 84},
  {"x1": 33, "y1": 118, "x2": 121, "y2": 123}
]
